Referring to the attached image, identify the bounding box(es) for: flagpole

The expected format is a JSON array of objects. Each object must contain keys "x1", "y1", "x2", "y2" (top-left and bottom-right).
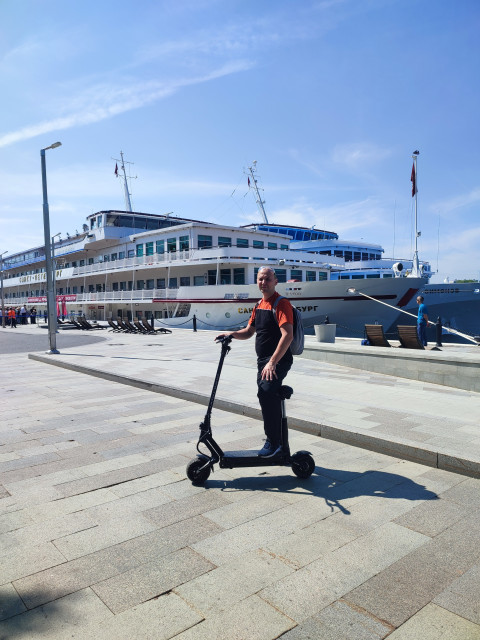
[{"x1": 411, "y1": 150, "x2": 420, "y2": 277}]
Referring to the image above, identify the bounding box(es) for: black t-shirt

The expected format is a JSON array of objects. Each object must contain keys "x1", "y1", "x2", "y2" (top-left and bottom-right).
[{"x1": 249, "y1": 293, "x2": 293, "y2": 364}]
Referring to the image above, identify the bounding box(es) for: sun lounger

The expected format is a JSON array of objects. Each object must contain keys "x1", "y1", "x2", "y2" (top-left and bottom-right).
[
  {"x1": 397, "y1": 325, "x2": 425, "y2": 349},
  {"x1": 134, "y1": 318, "x2": 150, "y2": 333},
  {"x1": 142, "y1": 318, "x2": 172, "y2": 334},
  {"x1": 364, "y1": 324, "x2": 391, "y2": 347}
]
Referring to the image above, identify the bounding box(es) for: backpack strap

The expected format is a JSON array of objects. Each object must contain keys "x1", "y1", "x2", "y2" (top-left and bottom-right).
[{"x1": 271, "y1": 296, "x2": 285, "y2": 324}]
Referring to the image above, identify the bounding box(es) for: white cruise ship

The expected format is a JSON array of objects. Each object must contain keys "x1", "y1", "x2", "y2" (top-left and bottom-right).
[{"x1": 1, "y1": 209, "x2": 426, "y2": 336}]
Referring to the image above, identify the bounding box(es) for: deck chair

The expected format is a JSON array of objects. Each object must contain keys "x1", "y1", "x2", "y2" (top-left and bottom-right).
[
  {"x1": 142, "y1": 318, "x2": 172, "y2": 334},
  {"x1": 80, "y1": 316, "x2": 105, "y2": 330},
  {"x1": 364, "y1": 324, "x2": 391, "y2": 347},
  {"x1": 116, "y1": 317, "x2": 132, "y2": 332},
  {"x1": 134, "y1": 318, "x2": 149, "y2": 333},
  {"x1": 124, "y1": 318, "x2": 140, "y2": 333},
  {"x1": 108, "y1": 319, "x2": 123, "y2": 332},
  {"x1": 71, "y1": 318, "x2": 85, "y2": 329},
  {"x1": 397, "y1": 325, "x2": 425, "y2": 349}
]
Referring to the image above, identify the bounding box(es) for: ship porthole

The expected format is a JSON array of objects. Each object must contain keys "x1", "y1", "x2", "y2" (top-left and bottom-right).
[
  {"x1": 206, "y1": 313, "x2": 211, "y2": 318},
  {"x1": 225, "y1": 312, "x2": 231, "y2": 318}
]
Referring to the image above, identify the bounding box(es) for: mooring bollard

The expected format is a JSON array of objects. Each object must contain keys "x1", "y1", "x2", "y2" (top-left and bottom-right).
[
  {"x1": 193, "y1": 314, "x2": 197, "y2": 332},
  {"x1": 435, "y1": 316, "x2": 443, "y2": 347}
]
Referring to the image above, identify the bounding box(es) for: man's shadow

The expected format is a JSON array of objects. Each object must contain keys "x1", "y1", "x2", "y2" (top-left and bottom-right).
[{"x1": 205, "y1": 465, "x2": 438, "y2": 515}]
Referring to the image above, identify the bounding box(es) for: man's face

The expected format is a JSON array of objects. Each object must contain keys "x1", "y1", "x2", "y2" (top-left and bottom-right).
[
  {"x1": 417, "y1": 297, "x2": 421, "y2": 305},
  {"x1": 257, "y1": 269, "x2": 277, "y2": 297}
]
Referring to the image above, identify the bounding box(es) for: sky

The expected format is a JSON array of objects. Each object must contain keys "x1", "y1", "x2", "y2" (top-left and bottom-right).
[{"x1": 1, "y1": 0, "x2": 479, "y2": 282}]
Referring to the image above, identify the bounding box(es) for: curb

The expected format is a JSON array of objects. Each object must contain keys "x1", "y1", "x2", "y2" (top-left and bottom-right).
[{"x1": 28, "y1": 353, "x2": 480, "y2": 479}]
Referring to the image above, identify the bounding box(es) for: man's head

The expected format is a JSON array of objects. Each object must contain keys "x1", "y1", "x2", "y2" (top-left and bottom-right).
[
  {"x1": 257, "y1": 267, "x2": 278, "y2": 299},
  {"x1": 416, "y1": 295, "x2": 424, "y2": 304}
]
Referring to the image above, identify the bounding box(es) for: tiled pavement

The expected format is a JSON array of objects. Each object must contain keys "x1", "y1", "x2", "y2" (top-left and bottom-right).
[{"x1": 0, "y1": 329, "x2": 479, "y2": 638}]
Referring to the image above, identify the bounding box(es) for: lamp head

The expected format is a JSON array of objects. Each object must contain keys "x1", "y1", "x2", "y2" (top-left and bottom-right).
[
  {"x1": 347, "y1": 288, "x2": 357, "y2": 295},
  {"x1": 43, "y1": 141, "x2": 62, "y2": 151}
]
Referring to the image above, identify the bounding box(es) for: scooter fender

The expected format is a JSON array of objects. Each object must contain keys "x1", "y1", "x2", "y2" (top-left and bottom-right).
[{"x1": 290, "y1": 450, "x2": 312, "y2": 458}]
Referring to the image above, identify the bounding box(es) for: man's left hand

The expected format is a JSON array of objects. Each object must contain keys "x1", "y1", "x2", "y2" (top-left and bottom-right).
[{"x1": 261, "y1": 361, "x2": 277, "y2": 380}]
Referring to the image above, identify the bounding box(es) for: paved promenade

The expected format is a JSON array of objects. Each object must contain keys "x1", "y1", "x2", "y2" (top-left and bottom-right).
[{"x1": 0, "y1": 325, "x2": 479, "y2": 638}]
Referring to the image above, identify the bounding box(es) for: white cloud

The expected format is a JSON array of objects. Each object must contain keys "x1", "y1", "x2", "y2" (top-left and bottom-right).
[
  {"x1": 430, "y1": 188, "x2": 480, "y2": 217},
  {"x1": 0, "y1": 61, "x2": 253, "y2": 148},
  {"x1": 332, "y1": 143, "x2": 392, "y2": 170}
]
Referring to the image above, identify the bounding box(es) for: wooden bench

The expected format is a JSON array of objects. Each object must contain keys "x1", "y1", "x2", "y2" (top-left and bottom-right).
[
  {"x1": 397, "y1": 325, "x2": 425, "y2": 349},
  {"x1": 364, "y1": 324, "x2": 391, "y2": 347}
]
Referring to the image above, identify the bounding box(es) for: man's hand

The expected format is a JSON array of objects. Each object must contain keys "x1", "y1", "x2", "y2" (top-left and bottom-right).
[{"x1": 261, "y1": 360, "x2": 277, "y2": 381}]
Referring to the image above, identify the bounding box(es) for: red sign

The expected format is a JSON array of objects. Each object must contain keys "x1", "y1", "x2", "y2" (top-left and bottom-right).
[{"x1": 28, "y1": 295, "x2": 77, "y2": 303}]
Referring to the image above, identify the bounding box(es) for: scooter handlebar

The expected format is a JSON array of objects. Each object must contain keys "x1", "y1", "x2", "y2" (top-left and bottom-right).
[{"x1": 215, "y1": 335, "x2": 233, "y2": 345}]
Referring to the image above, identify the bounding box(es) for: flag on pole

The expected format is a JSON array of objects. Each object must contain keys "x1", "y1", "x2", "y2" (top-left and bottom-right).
[
  {"x1": 114, "y1": 163, "x2": 119, "y2": 177},
  {"x1": 411, "y1": 162, "x2": 416, "y2": 197}
]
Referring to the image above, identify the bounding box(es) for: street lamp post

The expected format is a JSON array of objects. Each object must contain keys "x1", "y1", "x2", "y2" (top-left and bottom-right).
[
  {"x1": 41, "y1": 141, "x2": 62, "y2": 354},
  {"x1": 0, "y1": 251, "x2": 7, "y2": 328}
]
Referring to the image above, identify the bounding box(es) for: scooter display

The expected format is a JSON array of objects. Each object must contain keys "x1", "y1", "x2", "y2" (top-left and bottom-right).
[{"x1": 186, "y1": 336, "x2": 315, "y2": 484}]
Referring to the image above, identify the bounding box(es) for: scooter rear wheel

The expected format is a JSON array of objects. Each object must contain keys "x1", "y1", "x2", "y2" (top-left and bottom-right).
[
  {"x1": 186, "y1": 457, "x2": 211, "y2": 484},
  {"x1": 291, "y1": 453, "x2": 315, "y2": 479}
]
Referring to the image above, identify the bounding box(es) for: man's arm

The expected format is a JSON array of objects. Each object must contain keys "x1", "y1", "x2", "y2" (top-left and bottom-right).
[
  {"x1": 215, "y1": 324, "x2": 255, "y2": 341},
  {"x1": 261, "y1": 323, "x2": 293, "y2": 380}
]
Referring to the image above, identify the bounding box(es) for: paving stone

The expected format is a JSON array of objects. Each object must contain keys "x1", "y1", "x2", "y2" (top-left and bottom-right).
[
  {"x1": 387, "y1": 603, "x2": 480, "y2": 639},
  {"x1": 439, "y1": 477, "x2": 480, "y2": 507},
  {"x1": 0, "y1": 541, "x2": 66, "y2": 584},
  {"x1": 393, "y1": 497, "x2": 469, "y2": 537},
  {"x1": 433, "y1": 562, "x2": 480, "y2": 624},
  {"x1": 260, "y1": 522, "x2": 428, "y2": 623},
  {"x1": 280, "y1": 599, "x2": 393, "y2": 639},
  {"x1": 175, "y1": 548, "x2": 295, "y2": 614},
  {"x1": 143, "y1": 488, "x2": 233, "y2": 528},
  {"x1": 0, "y1": 587, "x2": 113, "y2": 639},
  {"x1": 0, "y1": 509, "x2": 33, "y2": 534},
  {"x1": 91, "y1": 547, "x2": 216, "y2": 613},
  {"x1": 172, "y1": 594, "x2": 295, "y2": 640},
  {"x1": 0, "y1": 583, "x2": 27, "y2": 621}
]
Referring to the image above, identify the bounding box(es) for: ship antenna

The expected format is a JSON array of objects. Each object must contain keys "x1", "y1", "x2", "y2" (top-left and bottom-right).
[
  {"x1": 411, "y1": 150, "x2": 421, "y2": 277},
  {"x1": 247, "y1": 161, "x2": 269, "y2": 224},
  {"x1": 113, "y1": 151, "x2": 137, "y2": 212}
]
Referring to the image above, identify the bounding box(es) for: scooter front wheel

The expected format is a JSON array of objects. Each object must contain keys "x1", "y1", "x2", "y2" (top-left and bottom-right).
[
  {"x1": 186, "y1": 457, "x2": 211, "y2": 484},
  {"x1": 291, "y1": 453, "x2": 315, "y2": 479}
]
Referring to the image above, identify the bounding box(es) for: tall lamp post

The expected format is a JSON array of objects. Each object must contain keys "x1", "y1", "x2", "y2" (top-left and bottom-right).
[
  {"x1": 0, "y1": 251, "x2": 7, "y2": 328},
  {"x1": 41, "y1": 141, "x2": 62, "y2": 354}
]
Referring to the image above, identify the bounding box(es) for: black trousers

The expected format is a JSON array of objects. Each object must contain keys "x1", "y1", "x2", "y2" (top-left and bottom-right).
[{"x1": 256, "y1": 357, "x2": 292, "y2": 447}]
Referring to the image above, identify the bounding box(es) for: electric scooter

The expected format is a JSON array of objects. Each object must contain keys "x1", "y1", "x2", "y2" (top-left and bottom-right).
[{"x1": 186, "y1": 336, "x2": 315, "y2": 484}]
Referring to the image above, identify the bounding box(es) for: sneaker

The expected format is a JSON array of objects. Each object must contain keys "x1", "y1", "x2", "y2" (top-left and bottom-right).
[
  {"x1": 257, "y1": 440, "x2": 273, "y2": 456},
  {"x1": 258, "y1": 441, "x2": 283, "y2": 458}
]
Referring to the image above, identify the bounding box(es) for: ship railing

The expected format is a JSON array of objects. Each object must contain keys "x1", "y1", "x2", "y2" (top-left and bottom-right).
[
  {"x1": 75, "y1": 288, "x2": 178, "y2": 303},
  {"x1": 71, "y1": 252, "x2": 191, "y2": 276}
]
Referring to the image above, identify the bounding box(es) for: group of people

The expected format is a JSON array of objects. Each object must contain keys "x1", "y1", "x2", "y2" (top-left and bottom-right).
[{"x1": 1, "y1": 306, "x2": 39, "y2": 327}]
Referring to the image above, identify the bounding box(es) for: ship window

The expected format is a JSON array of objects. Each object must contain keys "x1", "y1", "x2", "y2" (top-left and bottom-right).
[
  {"x1": 366, "y1": 274, "x2": 380, "y2": 278},
  {"x1": 146, "y1": 279, "x2": 154, "y2": 290},
  {"x1": 318, "y1": 271, "x2": 327, "y2": 280},
  {"x1": 253, "y1": 240, "x2": 264, "y2": 249},
  {"x1": 146, "y1": 242, "x2": 154, "y2": 256},
  {"x1": 382, "y1": 273, "x2": 393, "y2": 278},
  {"x1": 88, "y1": 258, "x2": 94, "y2": 265},
  {"x1": 156, "y1": 278, "x2": 166, "y2": 288},
  {"x1": 233, "y1": 268, "x2": 245, "y2": 284},
  {"x1": 352, "y1": 274, "x2": 365, "y2": 279},
  {"x1": 334, "y1": 250, "x2": 343, "y2": 258},
  {"x1": 362, "y1": 253, "x2": 369, "y2": 261},
  {"x1": 179, "y1": 236, "x2": 189, "y2": 251},
  {"x1": 344, "y1": 251, "x2": 352, "y2": 261},
  {"x1": 268, "y1": 242, "x2": 277, "y2": 250},
  {"x1": 236, "y1": 238, "x2": 249, "y2": 248},
  {"x1": 219, "y1": 236, "x2": 232, "y2": 247},
  {"x1": 89, "y1": 285, "x2": 95, "y2": 292},
  {"x1": 113, "y1": 282, "x2": 119, "y2": 291},
  {"x1": 128, "y1": 281, "x2": 133, "y2": 290},
  {"x1": 354, "y1": 252, "x2": 361, "y2": 261},
  {"x1": 103, "y1": 255, "x2": 109, "y2": 263},
  {"x1": 194, "y1": 275, "x2": 205, "y2": 286},
  {"x1": 169, "y1": 277, "x2": 178, "y2": 288},
  {"x1": 110, "y1": 254, "x2": 117, "y2": 261},
  {"x1": 180, "y1": 276, "x2": 191, "y2": 287},
  {"x1": 207, "y1": 270, "x2": 217, "y2": 285},
  {"x1": 306, "y1": 271, "x2": 316, "y2": 281},
  {"x1": 136, "y1": 245, "x2": 144, "y2": 257},
  {"x1": 80, "y1": 259, "x2": 85, "y2": 266},
  {"x1": 128, "y1": 250, "x2": 135, "y2": 258},
  {"x1": 198, "y1": 235, "x2": 213, "y2": 249},
  {"x1": 118, "y1": 252, "x2": 125, "y2": 260},
  {"x1": 280, "y1": 244, "x2": 289, "y2": 250},
  {"x1": 340, "y1": 275, "x2": 350, "y2": 279},
  {"x1": 220, "y1": 269, "x2": 231, "y2": 285},
  {"x1": 156, "y1": 240, "x2": 165, "y2": 255},
  {"x1": 276, "y1": 269, "x2": 287, "y2": 283},
  {"x1": 136, "y1": 280, "x2": 145, "y2": 290},
  {"x1": 290, "y1": 269, "x2": 302, "y2": 281},
  {"x1": 167, "y1": 238, "x2": 177, "y2": 252},
  {"x1": 72, "y1": 286, "x2": 78, "y2": 294}
]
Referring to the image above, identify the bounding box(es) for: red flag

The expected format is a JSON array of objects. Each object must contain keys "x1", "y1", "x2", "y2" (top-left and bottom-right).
[
  {"x1": 248, "y1": 177, "x2": 250, "y2": 187},
  {"x1": 411, "y1": 162, "x2": 416, "y2": 197},
  {"x1": 114, "y1": 163, "x2": 118, "y2": 177}
]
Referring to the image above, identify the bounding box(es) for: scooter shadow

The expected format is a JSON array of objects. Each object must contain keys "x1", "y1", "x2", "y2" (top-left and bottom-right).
[{"x1": 204, "y1": 466, "x2": 439, "y2": 515}]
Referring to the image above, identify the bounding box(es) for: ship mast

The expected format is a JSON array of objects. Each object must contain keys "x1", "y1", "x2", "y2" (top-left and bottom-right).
[
  {"x1": 411, "y1": 150, "x2": 421, "y2": 277},
  {"x1": 247, "y1": 161, "x2": 269, "y2": 224},
  {"x1": 113, "y1": 151, "x2": 136, "y2": 212}
]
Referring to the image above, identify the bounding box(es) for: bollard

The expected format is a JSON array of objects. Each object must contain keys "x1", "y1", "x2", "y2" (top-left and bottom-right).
[
  {"x1": 435, "y1": 316, "x2": 443, "y2": 347},
  {"x1": 193, "y1": 314, "x2": 197, "y2": 332}
]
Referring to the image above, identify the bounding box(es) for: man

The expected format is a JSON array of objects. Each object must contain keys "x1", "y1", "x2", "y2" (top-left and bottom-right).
[
  {"x1": 216, "y1": 267, "x2": 294, "y2": 457},
  {"x1": 416, "y1": 295, "x2": 429, "y2": 347}
]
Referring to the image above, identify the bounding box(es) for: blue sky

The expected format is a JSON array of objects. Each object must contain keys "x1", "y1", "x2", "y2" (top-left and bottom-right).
[{"x1": 1, "y1": 0, "x2": 479, "y2": 282}]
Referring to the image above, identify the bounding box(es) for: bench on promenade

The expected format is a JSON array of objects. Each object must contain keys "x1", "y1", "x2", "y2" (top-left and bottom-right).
[
  {"x1": 397, "y1": 325, "x2": 425, "y2": 349},
  {"x1": 364, "y1": 324, "x2": 391, "y2": 347}
]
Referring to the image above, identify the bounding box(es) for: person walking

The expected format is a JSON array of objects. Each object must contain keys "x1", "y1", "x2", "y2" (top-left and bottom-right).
[
  {"x1": 20, "y1": 305, "x2": 27, "y2": 325},
  {"x1": 416, "y1": 295, "x2": 429, "y2": 347},
  {"x1": 216, "y1": 267, "x2": 294, "y2": 458},
  {"x1": 8, "y1": 307, "x2": 17, "y2": 328},
  {"x1": 30, "y1": 307, "x2": 37, "y2": 324}
]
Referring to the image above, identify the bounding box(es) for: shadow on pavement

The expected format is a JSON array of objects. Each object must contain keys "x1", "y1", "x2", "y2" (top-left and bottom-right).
[{"x1": 205, "y1": 467, "x2": 438, "y2": 515}]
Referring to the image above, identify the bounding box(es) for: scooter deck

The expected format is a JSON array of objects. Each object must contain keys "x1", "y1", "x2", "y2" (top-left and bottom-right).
[{"x1": 220, "y1": 450, "x2": 289, "y2": 469}]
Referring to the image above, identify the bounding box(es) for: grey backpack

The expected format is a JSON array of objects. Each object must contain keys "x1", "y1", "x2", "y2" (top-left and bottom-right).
[{"x1": 271, "y1": 296, "x2": 304, "y2": 355}]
